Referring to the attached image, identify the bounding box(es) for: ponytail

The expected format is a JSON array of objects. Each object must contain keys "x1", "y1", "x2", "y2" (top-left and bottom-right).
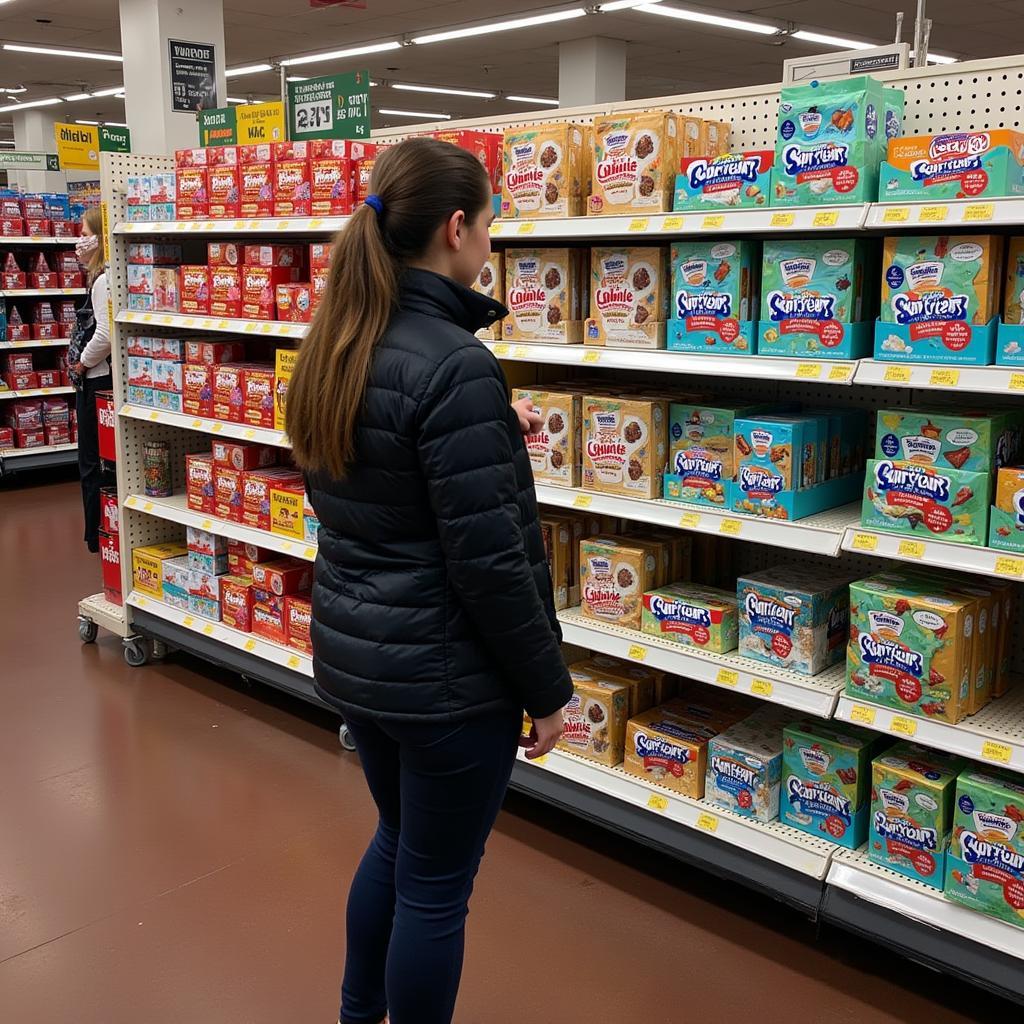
[{"x1": 287, "y1": 137, "x2": 492, "y2": 478}]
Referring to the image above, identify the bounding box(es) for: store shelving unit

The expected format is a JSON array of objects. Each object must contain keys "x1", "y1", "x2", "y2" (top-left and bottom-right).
[
  {"x1": 867, "y1": 196, "x2": 1024, "y2": 230},
  {"x1": 854, "y1": 358, "x2": 1024, "y2": 394},
  {"x1": 0, "y1": 338, "x2": 75, "y2": 350},
  {"x1": 1, "y1": 236, "x2": 80, "y2": 245},
  {"x1": 114, "y1": 216, "x2": 348, "y2": 236},
  {"x1": 0, "y1": 385, "x2": 74, "y2": 400},
  {"x1": 119, "y1": 402, "x2": 289, "y2": 447},
  {"x1": 115, "y1": 309, "x2": 306, "y2": 339},
  {"x1": 0, "y1": 288, "x2": 86, "y2": 298},
  {"x1": 0, "y1": 441, "x2": 78, "y2": 473}
]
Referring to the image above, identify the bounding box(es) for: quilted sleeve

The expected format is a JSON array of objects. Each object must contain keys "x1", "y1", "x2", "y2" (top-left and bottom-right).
[{"x1": 415, "y1": 343, "x2": 572, "y2": 719}]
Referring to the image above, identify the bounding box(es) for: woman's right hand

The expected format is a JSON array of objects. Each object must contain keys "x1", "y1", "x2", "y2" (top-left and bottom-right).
[{"x1": 519, "y1": 709, "x2": 564, "y2": 760}]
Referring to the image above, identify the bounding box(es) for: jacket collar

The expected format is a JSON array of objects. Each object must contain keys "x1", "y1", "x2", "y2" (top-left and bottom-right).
[{"x1": 399, "y1": 267, "x2": 508, "y2": 334}]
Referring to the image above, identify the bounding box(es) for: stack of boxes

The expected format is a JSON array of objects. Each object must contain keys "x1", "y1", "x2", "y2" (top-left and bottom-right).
[
  {"x1": 127, "y1": 242, "x2": 183, "y2": 312},
  {"x1": 2, "y1": 396, "x2": 73, "y2": 448}
]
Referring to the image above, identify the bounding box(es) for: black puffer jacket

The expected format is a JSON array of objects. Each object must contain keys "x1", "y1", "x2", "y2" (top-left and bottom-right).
[{"x1": 306, "y1": 268, "x2": 572, "y2": 723}]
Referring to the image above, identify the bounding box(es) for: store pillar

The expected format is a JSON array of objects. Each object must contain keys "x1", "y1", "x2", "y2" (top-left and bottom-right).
[
  {"x1": 558, "y1": 37, "x2": 626, "y2": 107},
  {"x1": 11, "y1": 109, "x2": 65, "y2": 192},
  {"x1": 119, "y1": 0, "x2": 227, "y2": 154}
]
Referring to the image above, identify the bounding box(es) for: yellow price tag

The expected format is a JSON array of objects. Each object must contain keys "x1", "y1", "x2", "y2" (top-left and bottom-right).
[
  {"x1": 126, "y1": 496, "x2": 137, "y2": 508},
  {"x1": 217, "y1": 320, "x2": 229, "y2": 330},
  {"x1": 281, "y1": 542, "x2": 293, "y2": 553},
  {"x1": 770, "y1": 212, "x2": 795, "y2": 228},
  {"x1": 135, "y1": 596, "x2": 147, "y2": 607},
  {"x1": 647, "y1": 793, "x2": 669, "y2": 813},
  {"x1": 142, "y1": 313, "x2": 152, "y2": 322},
  {"x1": 929, "y1": 368, "x2": 960, "y2": 387},
  {"x1": 627, "y1": 643, "x2": 647, "y2": 662},
  {"x1": 244, "y1": 639, "x2": 256, "y2": 652},
  {"x1": 148, "y1": 410, "x2": 159, "y2": 421},
  {"x1": 696, "y1": 812, "x2": 719, "y2": 833},
  {"x1": 716, "y1": 668, "x2": 739, "y2": 687},
  {"x1": 183, "y1": 616, "x2": 194, "y2": 627},
  {"x1": 882, "y1": 206, "x2": 910, "y2": 223},
  {"x1": 244, "y1": 323, "x2": 256, "y2": 333},
  {"x1": 795, "y1": 362, "x2": 821, "y2": 379},
  {"x1": 883, "y1": 364, "x2": 912, "y2": 383},
  {"x1": 850, "y1": 704, "x2": 877, "y2": 725},
  {"x1": 828, "y1": 363, "x2": 854, "y2": 382},
  {"x1": 517, "y1": 222, "x2": 536, "y2": 235},
  {"x1": 679, "y1": 512, "x2": 701, "y2": 530},
  {"x1": 573, "y1": 493, "x2": 593, "y2": 509},
  {"x1": 200, "y1": 519, "x2": 212, "y2": 530},
  {"x1": 750, "y1": 679, "x2": 773, "y2": 697},
  {"x1": 278, "y1": 220, "x2": 291, "y2": 230},
  {"x1": 993, "y1": 555, "x2": 1024, "y2": 578},
  {"x1": 492, "y1": 344, "x2": 510, "y2": 357},
  {"x1": 812, "y1": 210, "x2": 839, "y2": 227},
  {"x1": 1009, "y1": 373, "x2": 1024, "y2": 392},
  {"x1": 211, "y1": 423, "x2": 223, "y2": 433},
  {"x1": 244, "y1": 429, "x2": 256, "y2": 440},
  {"x1": 628, "y1": 217, "x2": 649, "y2": 232},
  {"x1": 142, "y1": 501, "x2": 153, "y2": 512},
  {"x1": 532, "y1": 753, "x2": 549, "y2": 766},
  {"x1": 980, "y1": 740, "x2": 1012, "y2": 765},
  {"x1": 897, "y1": 539, "x2": 925, "y2": 559},
  {"x1": 719, "y1": 518, "x2": 742, "y2": 536},
  {"x1": 191, "y1": 419, "x2": 202, "y2": 428},
  {"x1": 890, "y1": 716, "x2": 918, "y2": 737},
  {"x1": 582, "y1": 350, "x2": 601, "y2": 364},
  {"x1": 233, "y1": 220, "x2": 245, "y2": 230},
  {"x1": 662, "y1": 215, "x2": 684, "y2": 231},
  {"x1": 963, "y1": 202, "x2": 995, "y2": 222},
  {"x1": 309, "y1": 219, "x2": 323, "y2": 229},
  {"x1": 202, "y1": 623, "x2": 214, "y2": 635},
  {"x1": 287, "y1": 655, "x2": 300, "y2": 669},
  {"x1": 701, "y1": 214, "x2": 724, "y2": 229},
  {"x1": 851, "y1": 532, "x2": 878, "y2": 552},
  {"x1": 919, "y1": 205, "x2": 948, "y2": 223},
  {"x1": 512, "y1": 346, "x2": 528, "y2": 359}
]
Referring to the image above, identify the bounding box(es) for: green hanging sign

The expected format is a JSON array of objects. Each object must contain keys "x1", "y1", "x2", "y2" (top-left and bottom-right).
[{"x1": 287, "y1": 70, "x2": 371, "y2": 141}]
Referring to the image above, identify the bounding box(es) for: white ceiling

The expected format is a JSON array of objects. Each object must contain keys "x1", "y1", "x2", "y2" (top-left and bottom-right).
[{"x1": 2, "y1": 0, "x2": 1024, "y2": 144}]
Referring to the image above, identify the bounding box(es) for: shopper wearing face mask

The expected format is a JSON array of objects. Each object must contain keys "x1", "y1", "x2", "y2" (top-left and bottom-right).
[{"x1": 68, "y1": 206, "x2": 115, "y2": 553}]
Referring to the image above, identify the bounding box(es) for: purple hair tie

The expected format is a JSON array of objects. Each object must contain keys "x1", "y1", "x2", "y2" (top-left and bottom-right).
[{"x1": 365, "y1": 194, "x2": 384, "y2": 216}]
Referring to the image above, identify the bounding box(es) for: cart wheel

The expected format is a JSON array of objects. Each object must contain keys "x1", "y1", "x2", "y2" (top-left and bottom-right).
[
  {"x1": 78, "y1": 617, "x2": 98, "y2": 644},
  {"x1": 123, "y1": 638, "x2": 150, "y2": 667},
  {"x1": 339, "y1": 724, "x2": 357, "y2": 752}
]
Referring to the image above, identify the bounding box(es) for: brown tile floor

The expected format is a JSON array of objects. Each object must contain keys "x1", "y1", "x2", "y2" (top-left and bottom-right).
[{"x1": 0, "y1": 474, "x2": 1014, "y2": 1023}]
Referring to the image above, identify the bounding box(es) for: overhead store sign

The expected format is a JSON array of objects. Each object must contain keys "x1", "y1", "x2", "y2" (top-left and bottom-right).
[
  {"x1": 0, "y1": 150, "x2": 60, "y2": 171},
  {"x1": 53, "y1": 123, "x2": 131, "y2": 171},
  {"x1": 199, "y1": 101, "x2": 286, "y2": 146},
  {"x1": 287, "y1": 70, "x2": 370, "y2": 140},
  {"x1": 169, "y1": 39, "x2": 219, "y2": 113},
  {"x1": 782, "y1": 43, "x2": 910, "y2": 84}
]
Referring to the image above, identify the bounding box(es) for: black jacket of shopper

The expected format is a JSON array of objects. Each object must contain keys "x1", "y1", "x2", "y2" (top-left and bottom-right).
[{"x1": 305, "y1": 268, "x2": 573, "y2": 723}]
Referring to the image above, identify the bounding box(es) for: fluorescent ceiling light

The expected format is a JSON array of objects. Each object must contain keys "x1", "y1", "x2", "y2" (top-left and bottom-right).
[
  {"x1": 393, "y1": 83, "x2": 495, "y2": 99},
  {"x1": 0, "y1": 141, "x2": 15, "y2": 147},
  {"x1": 507, "y1": 95, "x2": 560, "y2": 106},
  {"x1": 91, "y1": 86, "x2": 125, "y2": 97},
  {"x1": 599, "y1": 0, "x2": 663, "y2": 10},
  {"x1": 791, "y1": 30, "x2": 872, "y2": 49},
  {"x1": 76, "y1": 119, "x2": 128, "y2": 127},
  {"x1": 286, "y1": 76, "x2": 307, "y2": 82},
  {"x1": 928, "y1": 53, "x2": 957, "y2": 64},
  {"x1": 0, "y1": 96, "x2": 62, "y2": 113},
  {"x1": 4, "y1": 43, "x2": 123, "y2": 62},
  {"x1": 63, "y1": 92, "x2": 93, "y2": 101},
  {"x1": 0, "y1": 85, "x2": 27, "y2": 94},
  {"x1": 226, "y1": 63, "x2": 273, "y2": 78},
  {"x1": 413, "y1": 8, "x2": 587, "y2": 45},
  {"x1": 636, "y1": 4, "x2": 776, "y2": 35},
  {"x1": 226, "y1": 97, "x2": 249, "y2": 104},
  {"x1": 378, "y1": 108, "x2": 452, "y2": 120},
  {"x1": 75, "y1": 119, "x2": 100, "y2": 125},
  {"x1": 280, "y1": 40, "x2": 400, "y2": 68}
]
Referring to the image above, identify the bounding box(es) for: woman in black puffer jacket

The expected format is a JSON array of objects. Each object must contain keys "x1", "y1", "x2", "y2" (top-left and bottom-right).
[{"x1": 287, "y1": 138, "x2": 571, "y2": 1024}]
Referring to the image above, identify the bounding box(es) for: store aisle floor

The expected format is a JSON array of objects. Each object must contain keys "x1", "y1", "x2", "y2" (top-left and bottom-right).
[{"x1": 0, "y1": 476, "x2": 1012, "y2": 1024}]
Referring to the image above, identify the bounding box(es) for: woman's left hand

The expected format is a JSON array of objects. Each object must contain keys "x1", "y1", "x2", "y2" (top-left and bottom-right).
[
  {"x1": 511, "y1": 397, "x2": 543, "y2": 436},
  {"x1": 71, "y1": 361, "x2": 85, "y2": 376}
]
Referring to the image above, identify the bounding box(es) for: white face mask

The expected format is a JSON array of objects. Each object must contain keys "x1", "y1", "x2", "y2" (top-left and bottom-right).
[{"x1": 76, "y1": 234, "x2": 99, "y2": 263}]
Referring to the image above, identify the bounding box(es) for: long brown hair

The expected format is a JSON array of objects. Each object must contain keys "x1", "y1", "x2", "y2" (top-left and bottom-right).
[
  {"x1": 82, "y1": 206, "x2": 106, "y2": 286},
  {"x1": 287, "y1": 137, "x2": 492, "y2": 478}
]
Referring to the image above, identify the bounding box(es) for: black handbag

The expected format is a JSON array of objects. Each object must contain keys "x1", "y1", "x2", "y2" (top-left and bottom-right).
[{"x1": 67, "y1": 285, "x2": 97, "y2": 390}]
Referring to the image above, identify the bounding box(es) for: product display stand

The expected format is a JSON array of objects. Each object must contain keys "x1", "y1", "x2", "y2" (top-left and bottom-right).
[{"x1": 96, "y1": 52, "x2": 1024, "y2": 1002}]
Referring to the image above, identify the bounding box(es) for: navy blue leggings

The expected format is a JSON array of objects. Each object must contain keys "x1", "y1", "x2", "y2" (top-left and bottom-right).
[{"x1": 339, "y1": 707, "x2": 522, "y2": 1024}]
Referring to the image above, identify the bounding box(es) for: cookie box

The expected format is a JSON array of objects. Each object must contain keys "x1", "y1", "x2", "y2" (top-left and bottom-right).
[
  {"x1": 945, "y1": 768, "x2": 1024, "y2": 930},
  {"x1": 862, "y1": 458, "x2": 990, "y2": 546},
  {"x1": 503, "y1": 248, "x2": 585, "y2": 344},
  {"x1": 673, "y1": 151, "x2": 773, "y2": 210},
  {"x1": 582, "y1": 394, "x2": 667, "y2": 499},
  {"x1": 501, "y1": 122, "x2": 588, "y2": 219},
  {"x1": 758, "y1": 238, "x2": 873, "y2": 360},
  {"x1": 641, "y1": 583, "x2": 738, "y2": 654},
  {"x1": 132, "y1": 541, "x2": 188, "y2": 598},
  {"x1": 874, "y1": 407, "x2": 1020, "y2": 474},
  {"x1": 589, "y1": 111, "x2": 681, "y2": 214},
  {"x1": 667, "y1": 240, "x2": 757, "y2": 355},
  {"x1": 705, "y1": 707, "x2": 791, "y2": 822},
  {"x1": 540, "y1": 516, "x2": 573, "y2": 611},
  {"x1": 511, "y1": 387, "x2": 581, "y2": 487},
  {"x1": 846, "y1": 571, "x2": 975, "y2": 724},
  {"x1": 585, "y1": 246, "x2": 668, "y2": 349},
  {"x1": 623, "y1": 706, "x2": 718, "y2": 798},
  {"x1": 990, "y1": 466, "x2": 1024, "y2": 552},
  {"x1": 738, "y1": 566, "x2": 849, "y2": 677},
  {"x1": 579, "y1": 536, "x2": 659, "y2": 631},
  {"x1": 781, "y1": 719, "x2": 882, "y2": 849},
  {"x1": 879, "y1": 130, "x2": 1024, "y2": 202},
  {"x1": 274, "y1": 348, "x2": 297, "y2": 432},
  {"x1": 160, "y1": 555, "x2": 192, "y2": 611},
  {"x1": 472, "y1": 250, "x2": 504, "y2": 340},
  {"x1": 558, "y1": 669, "x2": 629, "y2": 767}
]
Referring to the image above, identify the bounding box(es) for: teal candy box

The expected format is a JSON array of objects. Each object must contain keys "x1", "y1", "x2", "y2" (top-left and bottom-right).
[{"x1": 673, "y1": 151, "x2": 773, "y2": 211}]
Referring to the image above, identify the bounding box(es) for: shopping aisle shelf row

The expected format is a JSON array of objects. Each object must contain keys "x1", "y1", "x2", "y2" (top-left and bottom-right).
[
  {"x1": 0, "y1": 288, "x2": 87, "y2": 298},
  {"x1": 119, "y1": 402, "x2": 289, "y2": 447},
  {"x1": 1, "y1": 236, "x2": 79, "y2": 246},
  {"x1": 0, "y1": 338, "x2": 70, "y2": 350},
  {"x1": 0, "y1": 386, "x2": 74, "y2": 399},
  {"x1": 0, "y1": 442, "x2": 77, "y2": 473},
  {"x1": 866, "y1": 197, "x2": 1024, "y2": 230},
  {"x1": 124, "y1": 493, "x2": 316, "y2": 561},
  {"x1": 854, "y1": 359, "x2": 1024, "y2": 395},
  {"x1": 113, "y1": 216, "x2": 349, "y2": 236},
  {"x1": 115, "y1": 309, "x2": 306, "y2": 338}
]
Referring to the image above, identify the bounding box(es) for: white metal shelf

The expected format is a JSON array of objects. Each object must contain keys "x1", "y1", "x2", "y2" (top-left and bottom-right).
[
  {"x1": 0, "y1": 338, "x2": 69, "y2": 349},
  {"x1": 0, "y1": 386, "x2": 73, "y2": 399},
  {"x1": 828, "y1": 848, "x2": 1024, "y2": 961},
  {"x1": 516, "y1": 745, "x2": 834, "y2": 879},
  {"x1": 867, "y1": 197, "x2": 1024, "y2": 230},
  {"x1": 0, "y1": 236, "x2": 78, "y2": 245},
  {"x1": 125, "y1": 590, "x2": 313, "y2": 676},
  {"x1": 538, "y1": 484, "x2": 856, "y2": 557},
  {"x1": 854, "y1": 359, "x2": 1024, "y2": 394},
  {"x1": 115, "y1": 308, "x2": 306, "y2": 339},
  {"x1": 113, "y1": 217, "x2": 348, "y2": 236},
  {"x1": 125, "y1": 493, "x2": 315, "y2": 561},
  {"x1": 119, "y1": 402, "x2": 290, "y2": 448},
  {"x1": 1, "y1": 440, "x2": 77, "y2": 457},
  {"x1": 834, "y1": 686, "x2": 1024, "y2": 773},
  {"x1": 557, "y1": 607, "x2": 844, "y2": 718},
  {"x1": 0, "y1": 288, "x2": 86, "y2": 298},
  {"x1": 78, "y1": 592, "x2": 127, "y2": 637},
  {"x1": 842, "y1": 527, "x2": 1024, "y2": 582}
]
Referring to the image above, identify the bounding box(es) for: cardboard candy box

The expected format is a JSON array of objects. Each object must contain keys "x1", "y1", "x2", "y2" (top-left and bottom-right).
[
  {"x1": 590, "y1": 112, "x2": 681, "y2": 215},
  {"x1": 674, "y1": 151, "x2": 773, "y2": 210},
  {"x1": 501, "y1": 122, "x2": 588, "y2": 219},
  {"x1": 579, "y1": 536, "x2": 659, "y2": 631},
  {"x1": 557, "y1": 669, "x2": 629, "y2": 767},
  {"x1": 585, "y1": 246, "x2": 669, "y2": 349},
  {"x1": 511, "y1": 387, "x2": 581, "y2": 488},
  {"x1": 503, "y1": 247, "x2": 586, "y2": 344},
  {"x1": 582, "y1": 394, "x2": 667, "y2": 500},
  {"x1": 623, "y1": 705, "x2": 719, "y2": 798},
  {"x1": 641, "y1": 583, "x2": 738, "y2": 654}
]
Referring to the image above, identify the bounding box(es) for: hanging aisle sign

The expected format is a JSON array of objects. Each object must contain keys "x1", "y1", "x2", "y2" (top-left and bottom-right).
[
  {"x1": 199, "y1": 101, "x2": 287, "y2": 146},
  {"x1": 169, "y1": 39, "x2": 219, "y2": 113},
  {"x1": 287, "y1": 70, "x2": 370, "y2": 140},
  {"x1": 0, "y1": 151, "x2": 60, "y2": 171},
  {"x1": 53, "y1": 124, "x2": 131, "y2": 171}
]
